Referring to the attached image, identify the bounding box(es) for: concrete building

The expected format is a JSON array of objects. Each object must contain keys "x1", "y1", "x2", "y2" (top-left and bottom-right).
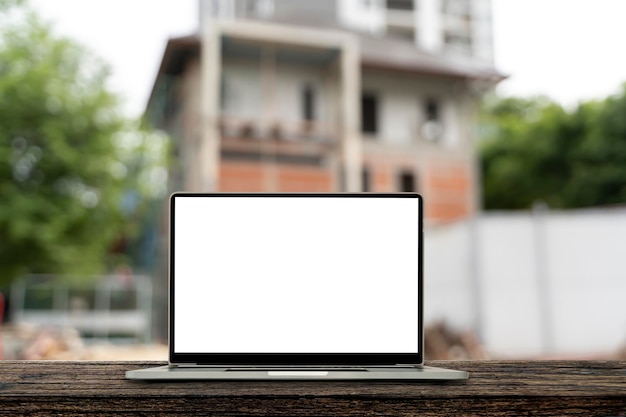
[{"x1": 146, "y1": 0, "x2": 503, "y2": 223}]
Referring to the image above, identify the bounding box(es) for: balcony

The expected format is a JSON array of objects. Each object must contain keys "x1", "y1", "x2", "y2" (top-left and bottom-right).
[{"x1": 218, "y1": 116, "x2": 337, "y2": 166}]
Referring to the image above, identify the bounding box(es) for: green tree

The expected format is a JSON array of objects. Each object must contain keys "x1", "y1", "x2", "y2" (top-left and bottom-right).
[
  {"x1": 0, "y1": 0, "x2": 151, "y2": 286},
  {"x1": 565, "y1": 91, "x2": 626, "y2": 206},
  {"x1": 480, "y1": 87, "x2": 626, "y2": 210}
]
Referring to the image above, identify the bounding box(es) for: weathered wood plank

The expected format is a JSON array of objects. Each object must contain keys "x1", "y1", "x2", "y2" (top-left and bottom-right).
[
  {"x1": 0, "y1": 396, "x2": 624, "y2": 416},
  {"x1": 0, "y1": 361, "x2": 624, "y2": 416}
]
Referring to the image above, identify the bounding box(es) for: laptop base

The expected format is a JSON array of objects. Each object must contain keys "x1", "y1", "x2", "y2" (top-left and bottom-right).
[{"x1": 126, "y1": 365, "x2": 468, "y2": 381}]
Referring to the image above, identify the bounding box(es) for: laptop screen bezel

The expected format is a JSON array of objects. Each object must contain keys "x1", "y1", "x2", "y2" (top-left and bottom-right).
[{"x1": 168, "y1": 192, "x2": 424, "y2": 366}]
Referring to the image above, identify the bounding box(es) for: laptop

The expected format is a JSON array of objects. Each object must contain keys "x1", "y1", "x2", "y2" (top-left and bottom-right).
[{"x1": 126, "y1": 193, "x2": 468, "y2": 380}]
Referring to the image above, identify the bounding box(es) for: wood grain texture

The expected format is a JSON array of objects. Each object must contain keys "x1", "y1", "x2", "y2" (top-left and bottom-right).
[{"x1": 0, "y1": 360, "x2": 624, "y2": 416}]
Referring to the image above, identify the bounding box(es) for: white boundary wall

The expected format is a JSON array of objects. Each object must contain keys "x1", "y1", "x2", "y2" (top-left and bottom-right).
[{"x1": 424, "y1": 207, "x2": 626, "y2": 357}]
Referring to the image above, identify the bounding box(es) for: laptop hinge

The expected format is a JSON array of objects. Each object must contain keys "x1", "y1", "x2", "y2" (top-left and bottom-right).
[{"x1": 172, "y1": 363, "x2": 422, "y2": 369}]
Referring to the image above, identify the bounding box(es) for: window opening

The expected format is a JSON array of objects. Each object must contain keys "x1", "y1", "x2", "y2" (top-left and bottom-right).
[
  {"x1": 399, "y1": 170, "x2": 416, "y2": 192},
  {"x1": 361, "y1": 93, "x2": 378, "y2": 134}
]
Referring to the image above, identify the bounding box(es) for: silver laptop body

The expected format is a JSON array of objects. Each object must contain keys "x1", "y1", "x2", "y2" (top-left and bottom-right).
[{"x1": 126, "y1": 193, "x2": 468, "y2": 381}]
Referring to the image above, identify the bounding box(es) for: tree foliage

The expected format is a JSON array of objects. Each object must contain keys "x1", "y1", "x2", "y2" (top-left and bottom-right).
[
  {"x1": 0, "y1": 1, "x2": 164, "y2": 286},
  {"x1": 480, "y1": 87, "x2": 626, "y2": 210}
]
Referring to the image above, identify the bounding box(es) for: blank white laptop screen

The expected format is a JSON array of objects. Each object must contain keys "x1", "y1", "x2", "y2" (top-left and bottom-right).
[{"x1": 173, "y1": 195, "x2": 419, "y2": 354}]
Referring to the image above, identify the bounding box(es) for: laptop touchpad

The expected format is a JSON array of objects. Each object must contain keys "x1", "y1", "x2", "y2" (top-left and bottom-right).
[{"x1": 267, "y1": 371, "x2": 329, "y2": 376}]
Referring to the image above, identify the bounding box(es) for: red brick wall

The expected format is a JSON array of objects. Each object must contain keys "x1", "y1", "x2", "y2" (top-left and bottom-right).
[
  {"x1": 424, "y1": 163, "x2": 472, "y2": 222},
  {"x1": 277, "y1": 166, "x2": 334, "y2": 192},
  {"x1": 219, "y1": 162, "x2": 333, "y2": 192},
  {"x1": 373, "y1": 169, "x2": 392, "y2": 192},
  {"x1": 219, "y1": 159, "x2": 473, "y2": 223},
  {"x1": 363, "y1": 154, "x2": 474, "y2": 223},
  {"x1": 219, "y1": 163, "x2": 265, "y2": 192}
]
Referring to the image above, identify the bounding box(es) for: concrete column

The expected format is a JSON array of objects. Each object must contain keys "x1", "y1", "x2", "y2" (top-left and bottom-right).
[
  {"x1": 471, "y1": 0, "x2": 495, "y2": 62},
  {"x1": 261, "y1": 45, "x2": 276, "y2": 126},
  {"x1": 340, "y1": 38, "x2": 362, "y2": 192},
  {"x1": 419, "y1": 0, "x2": 443, "y2": 53},
  {"x1": 199, "y1": 19, "x2": 221, "y2": 191},
  {"x1": 261, "y1": 45, "x2": 278, "y2": 192}
]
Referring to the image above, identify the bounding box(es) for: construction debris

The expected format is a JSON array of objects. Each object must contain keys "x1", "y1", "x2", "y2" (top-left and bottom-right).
[
  {"x1": 424, "y1": 321, "x2": 488, "y2": 360},
  {"x1": 1, "y1": 324, "x2": 166, "y2": 360}
]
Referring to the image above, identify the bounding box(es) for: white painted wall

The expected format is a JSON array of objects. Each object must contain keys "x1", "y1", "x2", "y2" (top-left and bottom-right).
[
  {"x1": 418, "y1": 0, "x2": 443, "y2": 52},
  {"x1": 222, "y1": 60, "x2": 336, "y2": 128},
  {"x1": 470, "y1": 0, "x2": 494, "y2": 62},
  {"x1": 441, "y1": 98, "x2": 461, "y2": 147},
  {"x1": 379, "y1": 89, "x2": 415, "y2": 145},
  {"x1": 221, "y1": 61, "x2": 469, "y2": 147},
  {"x1": 362, "y1": 72, "x2": 466, "y2": 147},
  {"x1": 273, "y1": 66, "x2": 333, "y2": 125},
  {"x1": 338, "y1": 0, "x2": 385, "y2": 34},
  {"x1": 222, "y1": 61, "x2": 263, "y2": 119},
  {"x1": 425, "y1": 208, "x2": 626, "y2": 358},
  {"x1": 337, "y1": 0, "x2": 493, "y2": 61}
]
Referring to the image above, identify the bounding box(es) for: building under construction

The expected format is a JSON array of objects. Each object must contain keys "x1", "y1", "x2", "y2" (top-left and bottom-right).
[{"x1": 146, "y1": 0, "x2": 503, "y2": 223}]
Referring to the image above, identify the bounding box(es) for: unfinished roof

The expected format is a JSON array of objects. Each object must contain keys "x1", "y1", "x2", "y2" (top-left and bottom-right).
[
  {"x1": 147, "y1": 21, "x2": 505, "y2": 114},
  {"x1": 255, "y1": 15, "x2": 504, "y2": 81},
  {"x1": 359, "y1": 32, "x2": 503, "y2": 81}
]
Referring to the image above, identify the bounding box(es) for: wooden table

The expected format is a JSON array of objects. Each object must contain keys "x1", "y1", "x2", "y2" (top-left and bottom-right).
[{"x1": 0, "y1": 360, "x2": 624, "y2": 416}]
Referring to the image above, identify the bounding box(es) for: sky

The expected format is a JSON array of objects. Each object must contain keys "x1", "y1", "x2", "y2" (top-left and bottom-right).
[
  {"x1": 23, "y1": 0, "x2": 626, "y2": 119},
  {"x1": 492, "y1": 0, "x2": 626, "y2": 106}
]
